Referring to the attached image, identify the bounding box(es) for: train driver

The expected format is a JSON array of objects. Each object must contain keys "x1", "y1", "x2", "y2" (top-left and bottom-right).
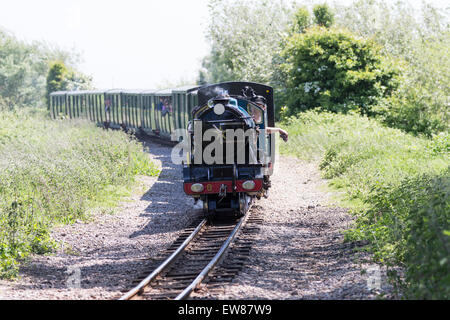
[{"x1": 252, "y1": 96, "x2": 289, "y2": 142}]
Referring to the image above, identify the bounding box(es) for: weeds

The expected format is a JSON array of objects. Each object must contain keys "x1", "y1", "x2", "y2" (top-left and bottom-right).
[{"x1": 0, "y1": 109, "x2": 159, "y2": 277}]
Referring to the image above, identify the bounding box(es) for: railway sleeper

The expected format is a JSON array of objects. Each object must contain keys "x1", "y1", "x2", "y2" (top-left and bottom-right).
[
  {"x1": 165, "y1": 275, "x2": 202, "y2": 280},
  {"x1": 141, "y1": 292, "x2": 179, "y2": 300},
  {"x1": 187, "y1": 248, "x2": 224, "y2": 254},
  {"x1": 188, "y1": 245, "x2": 225, "y2": 251}
]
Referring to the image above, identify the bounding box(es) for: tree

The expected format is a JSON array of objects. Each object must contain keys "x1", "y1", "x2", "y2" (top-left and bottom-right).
[
  {"x1": 333, "y1": 0, "x2": 449, "y2": 58},
  {"x1": 45, "y1": 61, "x2": 92, "y2": 109},
  {"x1": 1, "y1": 30, "x2": 35, "y2": 108},
  {"x1": 313, "y1": 4, "x2": 334, "y2": 28},
  {"x1": 374, "y1": 32, "x2": 450, "y2": 136},
  {"x1": 281, "y1": 27, "x2": 399, "y2": 115},
  {"x1": 290, "y1": 6, "x2": 311, "y2": 34},
  {"x1": 1, "y1": 29, "x2": 90, "y2": 109},
  {"x1": 198, "y1": 0, "x2": 293, "y2": 85},
  {"x1": 332, "y1": 0, "x2": 450, "y2": 135},
  {"x1": 65, "y1": 68, "x2": 92, "y2": 91},
  {"x1": 45, "y1": 62, "x2": 67, "y2": 109}
]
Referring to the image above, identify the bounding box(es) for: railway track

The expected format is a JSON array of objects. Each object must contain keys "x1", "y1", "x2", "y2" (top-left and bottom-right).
[{"x1": 119, "y1": 208, "x2": 262, "y2": 300}]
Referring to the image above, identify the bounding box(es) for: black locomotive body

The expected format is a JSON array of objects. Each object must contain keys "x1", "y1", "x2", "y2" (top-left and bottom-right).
[{"x1": 182, "y1": 82, "x2": 276, "y2": 217}]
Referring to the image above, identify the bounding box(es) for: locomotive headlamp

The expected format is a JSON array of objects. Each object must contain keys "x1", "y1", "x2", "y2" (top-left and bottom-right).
[
  {"x1": 213, "y1": 103, "x2": 225, "y2": 115},
  {"x1": 242, "y1": 180, "x2": 256, "y2": 190},
  {"x1": 190, "y1": 183, "x2": 204, "y2": 193}
]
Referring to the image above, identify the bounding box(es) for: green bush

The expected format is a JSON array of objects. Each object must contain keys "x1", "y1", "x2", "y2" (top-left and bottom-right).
[
  {"x1": 313, "y1": 3, "x2": 334, "y2": 28},
  {"x1": 349, "y1": 170, "x2": 449, "y2": 299},
  {"x1": 0, "y1": 109, "x2": 159, "y2": 277},
  {"x1": 45, "y1": 61, "x2": 92, "y2": 109},
  {"x1": 281, "y1": 27, "x2": 400, "y2": 116},
  {"x1": 373, "y1": 34, "x2": 450, "y2": 137},
  {"x1": 45, "y1": 62, "x2": 67, "y2": 109},
  {"x1": 280, "y1": 111, "x2": 449, "y2": 298},
  {"x1": 290, "y1": 6, "x2": 311, "y2": 34}
]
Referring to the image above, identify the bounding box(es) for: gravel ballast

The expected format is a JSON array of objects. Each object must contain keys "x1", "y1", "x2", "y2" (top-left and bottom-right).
[
  {"x1": 206, "y1": 157, "x2": 391, "y2": 299},
  {"x1": 0, "y1": 141, "x2": 391, "y2": 300}
]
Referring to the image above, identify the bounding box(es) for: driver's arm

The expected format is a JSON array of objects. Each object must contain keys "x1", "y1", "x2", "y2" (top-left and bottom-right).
[{"x1": 266, "y1": 127, "x2": 289, "y2": 142}]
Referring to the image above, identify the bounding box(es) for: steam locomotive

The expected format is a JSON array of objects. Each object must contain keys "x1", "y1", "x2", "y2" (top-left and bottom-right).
[{"x1": 182, "y1": 82, "x2": 276, "y2": 217}]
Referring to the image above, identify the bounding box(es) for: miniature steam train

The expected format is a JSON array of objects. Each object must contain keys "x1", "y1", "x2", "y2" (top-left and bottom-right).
[
  {"x1": 50, "y1": 82, "x2": 276, "y2": 217},
  {"x1": 183, "y1": 82, "x2": 276, "y2": 217}
]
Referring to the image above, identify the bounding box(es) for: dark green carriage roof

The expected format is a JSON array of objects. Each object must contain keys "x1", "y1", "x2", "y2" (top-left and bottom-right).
[
  {"x1": 50, "y1": 85, "x2": 199, "y2": 97},
  {"x1": 172, "y1": 85, "x2": 200, "y2": 93},
  {"x1": 140, "y1": 89, "x2": 157, "y2": 95}
]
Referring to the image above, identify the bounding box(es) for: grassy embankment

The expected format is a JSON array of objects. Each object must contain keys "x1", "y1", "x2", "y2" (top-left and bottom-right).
[
  {"x1": 0, "y1": 109, "x2": 160, "y2": 278},
  {"x1": 280, "y1": 111, "x2": 449, "y2": 299}
]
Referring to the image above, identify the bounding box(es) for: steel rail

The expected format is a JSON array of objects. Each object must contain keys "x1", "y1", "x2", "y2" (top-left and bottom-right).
[
  {"x1": 174, "y1": 215, "x2": 247, "y2": 300},
  {"x1": 119, "y1": 218, "x2": 208, "y2": 300}
]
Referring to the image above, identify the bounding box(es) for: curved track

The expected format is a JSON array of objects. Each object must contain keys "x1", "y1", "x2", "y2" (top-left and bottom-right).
[{"x1": 120, "y1": 213, "x2": 250, "y2": 300}]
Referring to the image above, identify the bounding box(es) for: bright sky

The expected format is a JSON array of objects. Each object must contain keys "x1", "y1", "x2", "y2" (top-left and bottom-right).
[
  {"x1": 0, "y1": 0, "x2": 210, "y2": 89},
  {"x1": 0, "y1": 0, "x2": 447, "y2": 89}
]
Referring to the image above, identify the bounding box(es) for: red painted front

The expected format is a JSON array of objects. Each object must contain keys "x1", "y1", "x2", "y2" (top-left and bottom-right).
[{"x1": 184, "y1": 179, "x2": 263, "y2": 195}]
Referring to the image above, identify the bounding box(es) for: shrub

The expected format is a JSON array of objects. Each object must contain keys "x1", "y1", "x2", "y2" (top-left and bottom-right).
[
  {"x1": 281, "y1": 27, "x2": 400, "y2": 116},
  {"x1": 350, "y1": 170, "x2": 450, "y2": 299}
]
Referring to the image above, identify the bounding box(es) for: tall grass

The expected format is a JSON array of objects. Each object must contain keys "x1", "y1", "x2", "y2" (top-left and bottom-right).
[
  {"x1": 0, "y1": 109, "x2": 159, "y2": 277},
  {"x1": 280, "y1": 111, "x2": 449, "y2": 299}
]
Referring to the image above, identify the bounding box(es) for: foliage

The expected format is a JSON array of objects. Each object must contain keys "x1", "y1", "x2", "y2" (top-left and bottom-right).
[
  {"x1": 350, "y1": 170, "x2": 450, "y2": 299},
  {"x1": 271, "y1": 5, "x2": 311, "y2": 112},
  {"x1": 290, "y1": 6, "x2": 311, "y2": 34},
  {"x1": 198, "y1": 0, "x2": 294, "y2": 85},
  {"x1": 280, "y1": 111, "x2": 449, "y2": 298},
  {"x1": 333, "y1": 0, "x2": 448, "y2": 59},
  {"x1": 333, "y1": 0, "x2": 450, "y2": 136},
  {"x1": 0, "y1": 29, "x2": 91, "y2": 109},
  {"x1": 281, "y1": 27, "x2": 399, "y2": 115},
  {"x1": 200, "y1": 0, "x2": 448, "y2": 135},
  {"x1": 45, "y1": 61, "x2": 92, "y2": 109},
  {"x1": 46, "y1": 62, "x2": 68, "y2": 108},
  {"x1": 0, "y1": 109, "x2": 160, "y2": 277},
  {"x1": 313, "y1": 3, "x2": 334, "y2": 28},
  {"x1": 373, "y1": 33, "x2": 450, "y2": 136}
]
